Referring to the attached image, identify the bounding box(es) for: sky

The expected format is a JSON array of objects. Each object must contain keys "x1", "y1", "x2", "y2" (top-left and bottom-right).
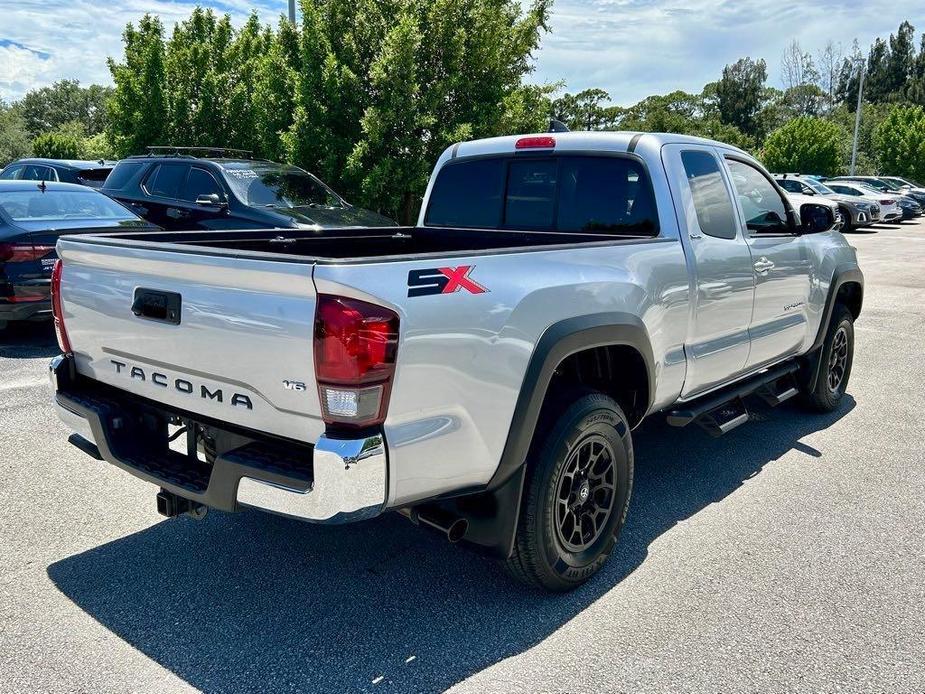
[{"x1": 0, "y1": 0, "x2": 913, "y2": 107}]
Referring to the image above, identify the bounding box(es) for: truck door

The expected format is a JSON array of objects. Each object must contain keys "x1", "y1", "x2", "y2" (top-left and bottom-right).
[
  {"x1": 662, "y1": 145, "x2": 755, "y2": 398},
  {"x1": 723, "y1": 156, "x2": 814, "y2": 369}
]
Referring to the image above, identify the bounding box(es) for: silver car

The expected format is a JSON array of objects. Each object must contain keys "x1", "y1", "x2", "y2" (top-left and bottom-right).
[{"x1": 775, "y1": 174, "x2": 880, "y2": 230}]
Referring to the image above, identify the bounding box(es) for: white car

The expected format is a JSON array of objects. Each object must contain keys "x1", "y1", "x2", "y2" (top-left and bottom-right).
[
  {"x1": 826, "y1": 181, "x2": 903, "y2": 223},
  {"x1": 784, "y1": 192, "x2": 843, "y2": 230}
]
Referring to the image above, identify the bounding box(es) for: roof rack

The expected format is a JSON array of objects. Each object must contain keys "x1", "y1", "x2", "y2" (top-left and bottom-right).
[{"x1": 141, "y1": 146, "x2": 255, "y2": 159}]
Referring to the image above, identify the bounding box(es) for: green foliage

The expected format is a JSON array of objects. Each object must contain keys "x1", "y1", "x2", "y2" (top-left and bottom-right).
[
  {"x1": 17, "y1": 79, "x2": 112, "y2": 137},
  {"x1": 761, "y1": 117, "x2": 845, "y2": 176},
  {"x1": 0, "y1": 101, "x2": 32, "y2": 165},
  {"x1": 552, "y1": 89, "x2": 621, "y2": 131},
  {"x1": 80, "y1": 132, "x2": 117, "y2": 160},
  {"x1": 107, "y1": 15, "x2": 169, "y2": 156},
  {"x1": 31, "y1": 131, "x2": 82, "y2": 159},
  {"x1": 716, "y1": 57, "x2": 768, "y2": 139},
  {"x1": 875, "y1": 104, "x2": 925, "y2": 182}
]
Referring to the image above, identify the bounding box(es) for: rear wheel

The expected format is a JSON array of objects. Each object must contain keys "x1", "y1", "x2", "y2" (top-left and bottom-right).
[
  {"x1": 506, "y1": 393, "x2": 633, "y2": 591},
  {"x1": 801, "y1": 305, "x2": 854, "y2": 412}
]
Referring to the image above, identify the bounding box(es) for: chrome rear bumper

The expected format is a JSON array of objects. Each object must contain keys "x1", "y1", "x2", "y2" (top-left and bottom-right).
[{"x1": 49, "y1": 355, "x2": 387, "y2": 524}]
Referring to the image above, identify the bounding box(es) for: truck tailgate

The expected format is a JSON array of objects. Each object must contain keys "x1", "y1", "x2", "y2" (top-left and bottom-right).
[{"x1": 56, "y1": 238, "x2": 324, "y2": 443}]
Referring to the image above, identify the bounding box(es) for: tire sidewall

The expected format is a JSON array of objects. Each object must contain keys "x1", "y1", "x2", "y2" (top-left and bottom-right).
[
  {"x1": 817, "y1": 309, "x2": 855, "y2": 408},
  {"x1": 534, "y1": 397, "x2": 633, "y2": 585}
]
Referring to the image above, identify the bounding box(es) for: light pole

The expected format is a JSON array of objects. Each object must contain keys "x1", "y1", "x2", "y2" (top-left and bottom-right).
[
  {"x1": 849, "y1": 58, "x2": 865, "y2": 176},
  {"x1": 288, "y1": 0, "x2": 296, "y2": 24}
]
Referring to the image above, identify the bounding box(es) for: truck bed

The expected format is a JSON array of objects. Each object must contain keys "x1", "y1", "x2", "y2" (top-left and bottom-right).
[{"x1": 67, "y1": 225, "x2": 650, "y2": 263}]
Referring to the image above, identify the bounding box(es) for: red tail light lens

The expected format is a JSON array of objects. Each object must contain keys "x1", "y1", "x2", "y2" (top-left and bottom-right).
[
  {"x1": 0, "y1": 243, "x2": 54, "y2": 262},
  {"x1": 515, "y1": 136, "x2": 556, "y2": 150},
  {"x1": 51, "y1": 259, "x2": 72, "y2": 353},
  {"x1": 314, "y1": 295, "x2": 399, "y2": 427}
]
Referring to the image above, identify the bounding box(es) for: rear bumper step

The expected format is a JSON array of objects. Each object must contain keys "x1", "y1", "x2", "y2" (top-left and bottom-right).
[{"x1": 49, "y1": 355, "x2": 387, "y2": 524}]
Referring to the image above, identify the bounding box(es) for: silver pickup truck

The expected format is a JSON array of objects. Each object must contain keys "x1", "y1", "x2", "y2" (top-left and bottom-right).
[{"x1": 49, "y1": 132, "x2": 863, "y2": 591}]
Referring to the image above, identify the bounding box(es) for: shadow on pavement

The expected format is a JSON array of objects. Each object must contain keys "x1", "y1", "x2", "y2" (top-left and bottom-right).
[
  {"x1": 0, "y1": 320, "x2": 59, "y2": 359},
  {"x1": 48, "y1": 396, "x2": 855, "y2": 693}
]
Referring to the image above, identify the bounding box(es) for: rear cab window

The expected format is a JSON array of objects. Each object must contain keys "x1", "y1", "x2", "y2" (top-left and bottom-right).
[
  {"x1": 681, "y1": 150, "x2": 738, "y2": 240},
  {"x1": 424, "y1": 155, "x2": 659, "y2": 236}
]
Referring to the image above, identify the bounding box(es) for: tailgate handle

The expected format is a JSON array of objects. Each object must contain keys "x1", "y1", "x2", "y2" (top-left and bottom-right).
[{"x1": 132, "y1": 288, "x2": 181, "y2": 325}]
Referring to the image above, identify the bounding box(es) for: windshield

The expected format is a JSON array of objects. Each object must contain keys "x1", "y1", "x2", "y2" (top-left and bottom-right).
[
  {"x1": 220, "y1": 163, "x2": 345, "y2": 209},
  {"x1": 858, "y1": 183, "x2": 890, "y2": 197},
  {"x1": 0, "y1": 189, "x2": 138, "y2": 222},
  {"x1": 804, "y1": 179, "x2": 836, "y2": 195}
]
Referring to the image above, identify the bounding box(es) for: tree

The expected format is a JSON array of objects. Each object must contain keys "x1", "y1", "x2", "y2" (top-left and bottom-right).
[
  {"x1": 886, "y1": 22, "x2": 916, "y2": 97},
  {"x1": 551, "y1": 89, "x2": 619, "y2": 130},
  {"x1": 761, "y1": 116, "x2": 844, "y2": 176},
  {"x1": 107, "y1": 15, "x2": 168, "y2": 156},
  {"x1": 716, "y1": 57, "x2": 768, "y2": 139},
  {"x1": 0, "y1": 102, "x2": 32, "y2": 165},
  {"x1": 781, "y1": 40, "x2": 818, "y2": 92},
  {"x1": 817, "y1": 40, "x2": 844, "y2": 112},
  {"x1": 32, "y1": 131, "x2": 82, "y2": 159},
  {"x1": 17, "y1": 80, "x2": 112, "y2": 137},
  {"x1": 875, "y1": 104, "x2": 925, "y2": 182},
  {"x1": 907, "y1": 35, "x2": 925, "y2": 105}
]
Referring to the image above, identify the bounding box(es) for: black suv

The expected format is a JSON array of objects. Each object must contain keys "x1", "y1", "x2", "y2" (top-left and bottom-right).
[
  {"x1": 99, "y1": 147, "x2": 396, "y2": 231},
  {"x1": 0, "y1": 158, "x2": 115, "y2": 188}
]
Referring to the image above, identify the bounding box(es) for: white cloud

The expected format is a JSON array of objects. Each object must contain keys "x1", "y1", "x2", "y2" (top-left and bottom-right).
[
  {"x1": 0, "y1": 0, "x2": 284, "y2": 101},
  {"x1": 0, "y1": 0, "x2": 915, "y2": 107},
  {"x1": 529, "y1": 0, "x2": 911, "y2": 105}
]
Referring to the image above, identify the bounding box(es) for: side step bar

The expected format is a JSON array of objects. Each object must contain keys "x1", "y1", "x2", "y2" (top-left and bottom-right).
[{"x1": 667, "y1": 362, "x2": 800, "y2": 437}]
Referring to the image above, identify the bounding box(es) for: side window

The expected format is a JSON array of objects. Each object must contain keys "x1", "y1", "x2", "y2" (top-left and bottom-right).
[
  {"x1": 181, "y1": 168, "x2": 223, "y2": 202},
  {"x1": 505, "y1": 159, "x2": 557, "y2": 228},
  {"x1": 681, "y1": 150, "x2": 738, "y2": 240},
  {"x1": 777, "y1": 179, "x2": 801, "y2": 193},
  {"x1": 0, "y1": 165, "x2": 24, "y2": 180},
  {"x1": 103, "y1": 162, "x2": 143, "y2": 190},
  {"x1": 726, "y1": 159, "x2": 792, "y2": 234},
  {"x1": 21, "y1": 165, "x2": 53, "y2": 181},
  {"x1": 143, "y1": 163, "x2": 188, "y2": 199}
]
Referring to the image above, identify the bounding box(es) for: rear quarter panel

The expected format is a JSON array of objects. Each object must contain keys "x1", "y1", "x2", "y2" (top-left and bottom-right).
[{"x1": 316, "y1": 241, "x2": 690, "y2": 508}]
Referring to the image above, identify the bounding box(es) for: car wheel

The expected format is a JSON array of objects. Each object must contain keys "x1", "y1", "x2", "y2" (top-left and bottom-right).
[
  {"x1": 801, "y1": 305, "x2": 854, "y2": 412},
  {"x1": 840, "y1": 207, "x2": 853, "y2": 232},
  {"x1": 505, "y1": 392, "x2": 633, "y2": 591}
]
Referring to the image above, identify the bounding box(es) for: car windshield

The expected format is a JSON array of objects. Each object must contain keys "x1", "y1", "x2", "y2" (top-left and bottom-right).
[
  {"x1": 804, "y1": 179, "x2": 836, "y2": 195},
  {"x1": 220, "y1": 163, "x2": 345, "y2": 209},
  {"x1": 858, "y1": 184, "x2": 888, "y2": 197},
  {"x1": 0, "y1": 189, "x2": 138, "y2": 222}
]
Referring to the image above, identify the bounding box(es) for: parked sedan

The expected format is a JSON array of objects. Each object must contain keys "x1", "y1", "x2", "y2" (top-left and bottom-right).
[
  {"x1": 825, "y1": 182, "x2": 903, "y2": 223},
  {"x1": 877, "y1": 176, "x2": 925, "y2": 206},
  {"x1": 0, "y1": 158, "x2": 115, "y2": 188},
  {"x1": 0, "y1": 181, "x2": 156, "y2": 330}
]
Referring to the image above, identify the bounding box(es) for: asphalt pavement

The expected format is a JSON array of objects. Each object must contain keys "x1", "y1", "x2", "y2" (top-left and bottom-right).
[{"x1": 1, "y1": 220, "x2": 923, "y2": 693}]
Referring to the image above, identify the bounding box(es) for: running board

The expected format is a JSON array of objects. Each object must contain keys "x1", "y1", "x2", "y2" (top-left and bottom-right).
[{"x1": 667, "y1": 362, "x2": 800, "y2": 436}]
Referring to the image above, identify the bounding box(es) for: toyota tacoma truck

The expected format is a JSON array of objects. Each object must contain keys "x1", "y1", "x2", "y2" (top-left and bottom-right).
[{"x1": 48, "y1": 132, "x2": 863, "y2": 591}]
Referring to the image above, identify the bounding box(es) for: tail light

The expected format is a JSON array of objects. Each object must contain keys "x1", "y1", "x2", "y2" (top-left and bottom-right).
[
  {"x1": 314, "y1": 295, "x2": 399, "y2": 427},
  {"x1": 0, "y1": 243, "x2": 54, "y2": 262},
  {"x1": 51, "y1": 259, "x2": 72, "y2": 353},
  {"x1": 515, "y1": 136, "x2": 556, "y2": 150}
]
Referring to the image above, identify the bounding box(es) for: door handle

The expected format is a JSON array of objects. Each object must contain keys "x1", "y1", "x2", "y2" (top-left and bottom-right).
[
  {"x1": 753, "y1": 258, "x2": 775, "y2": 274},
  {"x1": 166, "y1": 208, "x2": 189, "y2": 220}
]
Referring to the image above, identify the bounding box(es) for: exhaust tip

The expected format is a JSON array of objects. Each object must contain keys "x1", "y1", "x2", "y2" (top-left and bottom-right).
[{"x1": 446, "y1": 518, "x2": 468, "y2": 543}]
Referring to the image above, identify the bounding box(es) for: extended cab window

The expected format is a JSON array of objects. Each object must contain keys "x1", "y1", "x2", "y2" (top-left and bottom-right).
[
  {"x1": 726, "y1": 159, "x2": 791, "y2": 234},
  {"x1": 425, "y1": 155, "x2": 658, "y2": 235},
  {"x1": 144, "y1": 163, "x2": 188, "y2": 199},
  {"x1": 681, "y1": 151, "x2": 738, "y2": 240}
]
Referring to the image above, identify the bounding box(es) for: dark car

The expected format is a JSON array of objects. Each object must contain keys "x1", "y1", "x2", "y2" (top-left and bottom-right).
[
  {"x1": 829, "y1": 175, "x2": 925, "y2": 209},
  {"x1": 100, "y1": 148, "x2": 397, "y2": 231},
  {"x1": 0, "y1": 180, "x2": 156, "y2": 329},
  {"x1": 0, "y1": 158, "x2": 116, "y2": 189}
]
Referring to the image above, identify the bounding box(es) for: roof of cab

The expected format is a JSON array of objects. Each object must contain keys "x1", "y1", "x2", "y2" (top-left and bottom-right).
[{"x1": 448, "y1": 131, "x2": 750, "y2": 161}]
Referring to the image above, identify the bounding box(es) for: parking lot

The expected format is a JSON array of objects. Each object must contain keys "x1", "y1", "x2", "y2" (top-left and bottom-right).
[{"x1": 1, "y1": 220, "x2": 924, "y2": 693}]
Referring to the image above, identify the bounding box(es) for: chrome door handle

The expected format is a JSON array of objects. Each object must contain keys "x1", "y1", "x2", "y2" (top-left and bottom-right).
[{"x1": 753, "y1": 258, "x2": 775, "y2": 273}]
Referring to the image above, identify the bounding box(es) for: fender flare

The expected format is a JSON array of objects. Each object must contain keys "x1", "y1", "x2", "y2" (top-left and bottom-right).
[
  {"x1": 487, "y1": 312, "x2": 655, "y2": 492},
  {"x1": 805, "y1": 265, "x2": 864, "y2": 391}
]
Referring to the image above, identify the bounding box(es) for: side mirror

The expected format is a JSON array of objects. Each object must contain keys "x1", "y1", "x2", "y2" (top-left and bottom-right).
[
  {"x1": 799, "y1": 203, "x2": 836, "y2": 234},
  {"x1": 196, "y1": 193, "x2": 227, "y2": 208}
]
